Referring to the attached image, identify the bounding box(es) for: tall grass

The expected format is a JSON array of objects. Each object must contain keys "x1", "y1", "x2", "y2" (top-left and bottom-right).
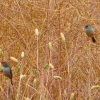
[{"x1": 0, "y1": 0, "x2": 100, "y2": 100}]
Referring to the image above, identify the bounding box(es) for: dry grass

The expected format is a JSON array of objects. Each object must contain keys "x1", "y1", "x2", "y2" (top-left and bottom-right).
[{"x1": 0, "y1": 0, "x2": 100, "y2": 100}]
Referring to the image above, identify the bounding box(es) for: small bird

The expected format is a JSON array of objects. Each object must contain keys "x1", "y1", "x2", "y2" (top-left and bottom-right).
[
  {"x1": 1, "y1": 62, "x2": 13, "y2": 85},
  {"x1": 85, "y1": 25, "x2": 96, "y2": 43}
]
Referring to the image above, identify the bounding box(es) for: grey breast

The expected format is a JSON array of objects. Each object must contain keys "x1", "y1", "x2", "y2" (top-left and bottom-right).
[
  {"x1": 2, "y1": 67, "x2": 11, "y2": 76},
  {"x1": 86, "y1": 27, "x2": 94, "y2": 33},
  {"x1": 86, "y1": 27, "x2": 94, "y2": 37}
]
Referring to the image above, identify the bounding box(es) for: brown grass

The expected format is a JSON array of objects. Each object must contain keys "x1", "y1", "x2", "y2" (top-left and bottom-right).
[{"x1": 0, "y1": 0, "x2": 100, "y2": 100}]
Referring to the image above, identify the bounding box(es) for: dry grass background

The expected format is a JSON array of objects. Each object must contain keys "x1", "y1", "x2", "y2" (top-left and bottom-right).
[{"x1": 0, "y1": 0, "x2": 100, "y2": 100}]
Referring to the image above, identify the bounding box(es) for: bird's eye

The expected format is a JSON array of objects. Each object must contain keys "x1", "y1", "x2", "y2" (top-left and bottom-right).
[{"x1": 85, "y1": 25, "x2": 88, "y2": 28}]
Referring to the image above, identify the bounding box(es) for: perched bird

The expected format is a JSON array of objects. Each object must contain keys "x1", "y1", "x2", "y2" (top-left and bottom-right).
[
  {"x1": 85, "y1": 25, "x2": 96, "y2": 43},
  {"x1": 1, "y1": 62, "x2": 13, "y2": 85}
]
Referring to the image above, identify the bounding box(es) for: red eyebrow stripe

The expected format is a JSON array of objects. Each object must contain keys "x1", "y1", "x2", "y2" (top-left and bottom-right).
[{"x1": 1, "y1": 62, "x2": 4, "y2": 64}]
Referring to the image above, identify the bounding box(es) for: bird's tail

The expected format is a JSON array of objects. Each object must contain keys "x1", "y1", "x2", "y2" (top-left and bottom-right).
[
  {"x1": 11, "y1": 79, "x2": 13, "y2": 85},
  {"x1": 92, "y1": 37, "x2": 96, "y2": 43}
]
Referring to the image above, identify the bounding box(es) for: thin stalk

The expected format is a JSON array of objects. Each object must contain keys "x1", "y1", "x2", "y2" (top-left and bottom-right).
[{"x1": 88, "y1": 41, "x2": 92, "y2": 100}]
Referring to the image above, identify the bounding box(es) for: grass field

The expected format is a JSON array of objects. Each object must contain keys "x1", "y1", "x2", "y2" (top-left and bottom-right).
[{"x1": 0, "y1": 0, "x2": 100, "y2": 100}]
